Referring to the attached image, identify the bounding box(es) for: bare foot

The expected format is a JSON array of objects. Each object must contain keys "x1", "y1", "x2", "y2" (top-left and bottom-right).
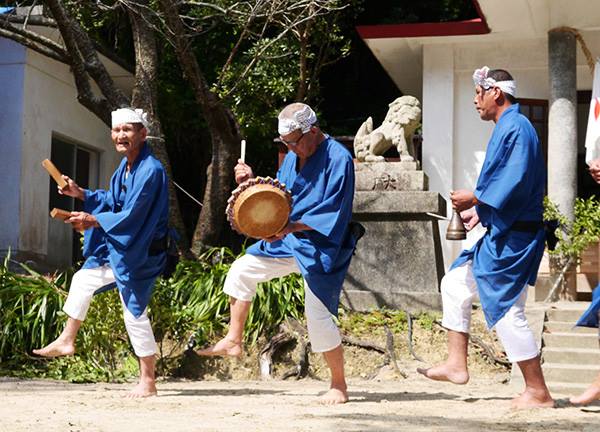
[
  {"x1": 195, "y1": 337, "x2": 242, "y2": 357},
  {"x1": 570, "y1": 385, "x2": 600, "y2": 406},
  {"x1": 318, "y1": 387, "x2": 348, "y2": 405},
  {"x1": 32, "y1": 339, "x2": 75, "y2": 358},
  {"x1": 124, "y1": 380, "x2": 157, "y2": 399},
  {"x1": 417, "y1": 364, "x2": 469, "y2": 385},
  {"x1": 511, "y1": 389, "x2": 554, "y2": 409}
]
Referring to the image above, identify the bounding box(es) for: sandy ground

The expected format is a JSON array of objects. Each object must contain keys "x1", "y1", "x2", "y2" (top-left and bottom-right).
[{"x1": 1, "y1": 369, "x2": 599, "y2": 432}]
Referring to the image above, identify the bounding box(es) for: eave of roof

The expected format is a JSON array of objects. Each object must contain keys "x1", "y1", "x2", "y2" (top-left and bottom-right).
[
  {"x1": 356, "y1": 0, "x2": 489, "y2": 40},
  {"x1": 356, "y1": 18, "x2": 489, "y2": 40}
]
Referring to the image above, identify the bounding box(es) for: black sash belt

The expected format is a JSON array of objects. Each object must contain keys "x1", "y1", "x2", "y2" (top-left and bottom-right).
[
  {"x1": 149, "y1": 235, "x2": 168, "y2": 256},
  {"x1": 510, "y1": 221, "x2": 544, "y2": 233}
]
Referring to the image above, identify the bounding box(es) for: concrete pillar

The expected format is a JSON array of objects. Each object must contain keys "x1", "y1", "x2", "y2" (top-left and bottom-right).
[
  {"x1": 422, "y1": 44, "x2": 455, "y2": 268},
  {"x1": 548, "y1": 29, "x2": 577, "y2": 221}
]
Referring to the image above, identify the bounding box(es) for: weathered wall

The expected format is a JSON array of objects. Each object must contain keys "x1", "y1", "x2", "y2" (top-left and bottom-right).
[{"x1": 0, "y1": 39, "x2": 25, "y2": 255}]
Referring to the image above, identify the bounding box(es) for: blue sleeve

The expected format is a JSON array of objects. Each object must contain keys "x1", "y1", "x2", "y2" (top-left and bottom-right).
[
  {"x1": 95, "y1": 167, "x2": 165, "y2": 250},
  {"x1": 84, "y1": 189, "x2": 111, "y2": 213},
  {"x1": 475, "y1": 128, "x2": 532, "y2": 210},
  {"x1": 300, "y1": 154, "x2": 354, "y2": 244}
]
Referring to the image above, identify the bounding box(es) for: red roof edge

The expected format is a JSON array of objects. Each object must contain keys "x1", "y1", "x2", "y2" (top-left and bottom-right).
[{"x1": 356, "y1": 0, "x2": 490, "y2": 40}]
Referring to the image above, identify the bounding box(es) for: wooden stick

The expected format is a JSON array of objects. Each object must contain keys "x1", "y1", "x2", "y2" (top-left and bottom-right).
[
  {"x1": 240, "y1": 139, "x2": 246, "y2": 163},
  {"x1": 41, "y1": 159, "x2": 68, "y2": 189},
  {"x1": 50, "y1": 208, "x2": 71, "y2": 221}
]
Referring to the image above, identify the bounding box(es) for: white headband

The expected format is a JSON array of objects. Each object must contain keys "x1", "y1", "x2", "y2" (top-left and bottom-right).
[
  {"x1": 278, "y1": 104, "x2": 317, "y2": 136},
  {"x1": 472, "y1": 66, "x2": 517, "y2": 97},
  {"x1": 111, "y1": 108, "x2": 149, "y2": 128}
]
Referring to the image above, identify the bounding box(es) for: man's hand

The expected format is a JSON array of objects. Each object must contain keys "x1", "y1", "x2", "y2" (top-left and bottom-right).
[
  {"x1": 66, "y1": 211, "x2": 99, "y2": 231},
  {"x1": 234, "y1": 160, "x2": 254, "y2": 184},
  {"x1": 589, "y1": 158, "x2": 600, "y2": 183},
  {"x1": 450, "y1": 189, "x2": 478, "y2": 212},
  {"x1": 460, "y1": 208, "x2": 480, "y2": 231},
  {"x1": 263, "y1": 221, "x2": 312, "y2": 243},
  {"x1": 59, "y1": 175, "x2": 85, "y2": 201}
]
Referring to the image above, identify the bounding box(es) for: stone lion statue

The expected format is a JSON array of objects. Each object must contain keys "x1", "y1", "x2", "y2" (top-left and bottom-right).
[{"x1": 354, "y1": 96, "x2": 422, "y2": 162}]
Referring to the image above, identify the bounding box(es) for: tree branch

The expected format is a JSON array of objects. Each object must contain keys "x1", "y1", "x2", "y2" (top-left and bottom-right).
[
  {"x1": 0, "y1": 13, "x2": 57, "y2": 27},
  {"x1": 45, "y1": 0, "x2": 129, "y2": 109},
  {"x1": 0, "y1": 22, "x2": 68, "y2": 64}
]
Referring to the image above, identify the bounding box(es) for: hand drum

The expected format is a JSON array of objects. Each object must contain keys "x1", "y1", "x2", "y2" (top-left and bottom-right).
[{"x1": 226, "y1": 176, "x2": 292, "y2": 239}]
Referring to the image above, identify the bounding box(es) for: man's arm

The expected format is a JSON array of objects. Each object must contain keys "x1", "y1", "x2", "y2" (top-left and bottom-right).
[
  {"x1": 263, "y1": 221, "x2": 313, "y2": 243},
  {"x1": 234, "y1": 159, "x2": 254, "y2": 184},
  {"x1": 589, "y1": 158, "x2": 600, "y2": 183},
  {"x1": 450, "y1": 189, "x2": 479, "y2": 212},
  {"x1": 59, "y1": 175, "x2": 86, "y2": 201}
]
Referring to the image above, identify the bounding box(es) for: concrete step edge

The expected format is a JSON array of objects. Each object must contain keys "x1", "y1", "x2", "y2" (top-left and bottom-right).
[
  {"x1": 542, "y1": 347, "x2": 600, "y2": 354},
  {"x1": 543, "y1": 332, "x2": 598, "y2": 338},
  {"x1": 542, "y1": 362, "x2": 600, "y2": 370}
]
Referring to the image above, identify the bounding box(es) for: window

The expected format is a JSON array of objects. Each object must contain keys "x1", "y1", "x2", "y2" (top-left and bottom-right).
[
  {"x1": 47, "y1": 135, "x2": 99, "y2": 266},
  {"x1": 519, "y1": 98, "x2": 548, "y2": 164}
]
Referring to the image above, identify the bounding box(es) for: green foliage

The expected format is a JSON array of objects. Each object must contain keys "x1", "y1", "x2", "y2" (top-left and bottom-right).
[
  {"x1": 544, "y1": 196, "x2": 600, "y2": 261},
  {"x1": 338, "y1": 308, "x2": 440, "y2": 336},
  {"x1": 0, "y1": 255, "x2": 69, "y2": 358}
]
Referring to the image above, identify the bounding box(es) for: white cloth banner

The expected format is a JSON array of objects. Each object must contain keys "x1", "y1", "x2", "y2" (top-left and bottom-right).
[{"x1": 585, "y1": 60, "x2": 600, "y2": 164}]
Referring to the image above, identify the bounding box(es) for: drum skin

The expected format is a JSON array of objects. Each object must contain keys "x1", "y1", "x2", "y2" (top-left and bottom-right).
[{"x1": 226, "y1": 177, "x2": 292, "y2": 238}]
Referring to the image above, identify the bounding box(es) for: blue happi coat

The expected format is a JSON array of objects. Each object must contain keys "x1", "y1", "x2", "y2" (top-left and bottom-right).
[
  {"x1": 82, "y1": 143, "x2": 169, "y2": 317},
  {"x1": 247, "y1": 136, "x2": 356, "y2": 315},
  {"x1": 576, "y1": 284, "x2": 600, "y2": 328},
  {"x1": 451, "y1": 104, "x2": 546, "y2": 328}
]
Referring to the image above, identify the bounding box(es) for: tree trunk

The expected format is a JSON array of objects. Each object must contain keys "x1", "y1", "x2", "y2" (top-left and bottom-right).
[
  {"x1": 127, "y1": 0, "x2": 190, "y2": 253},
  {"x1": 158, "y1": 0, "x2": 242, "y2": 254}
]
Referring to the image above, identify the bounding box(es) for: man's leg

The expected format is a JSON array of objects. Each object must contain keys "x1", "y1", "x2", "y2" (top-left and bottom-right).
[
  {"x1": 121, "y1": 293, "x2": 158, "y2": 398},
  {"x1": 196, "y1": 298, "x2": 251, "y2": 357},
  {"x1": 494, "y1": 288, "x2": 553, "y2": 408},
  {"x1": 196, "y1": 254, "x2": 298, "y2": 357},
  {"x1": 417, "y1": 262, "x2": 476, "y2": 384},
  {"x1": 305, "y1": 283, "x2": 347, "y2": 404},
  {"x1": 33, "y1": 265, "x2": 115, "y2": 357}
]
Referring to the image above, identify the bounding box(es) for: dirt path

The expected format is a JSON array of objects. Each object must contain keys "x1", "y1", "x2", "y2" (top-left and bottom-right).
[{"x1": 1, "y1": 370, "x2": 598, "y2": 432}]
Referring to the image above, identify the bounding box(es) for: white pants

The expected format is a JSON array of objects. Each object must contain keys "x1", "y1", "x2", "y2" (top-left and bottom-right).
[
  {"x1": 441, "y1": 262, "x2": 539, "y2": 363},
  {"x1": 63, "y1": 265, "x2": 157, "y2": 357},
  {"x1": 224, "y1": 254, "x2": 341, "y2": 353}
]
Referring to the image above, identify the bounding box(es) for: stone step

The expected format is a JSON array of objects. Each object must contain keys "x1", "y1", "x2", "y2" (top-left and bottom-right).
[
  {"x1": 542, "y1": 347, "x2": 600, "y2": 365},
  {"x1": 545, "y1": 381, "x2": 591, "y2": 397},
  {"x1": 542, "y1": 332, "x2": 599, "y2": 349},
  {"x1": 541, "y1": 363, "x2": 600, "y2": 383},
  {"x1": 546, "y1": 307, "x2": 589, "y2": 323},
  {"x1": 544, "y1": 321, "x2": 598, "y2": 334}
]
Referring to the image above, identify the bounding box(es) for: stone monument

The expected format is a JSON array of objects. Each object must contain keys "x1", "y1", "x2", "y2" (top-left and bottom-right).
[{"x1": 343, "y1": 96, "x2": 446, "y2": 313}]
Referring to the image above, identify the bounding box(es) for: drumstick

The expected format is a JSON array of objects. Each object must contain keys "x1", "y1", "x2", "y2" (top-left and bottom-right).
[
  {"x1": 50, "y1": 208, "x2": 84, "y2": 233},
  {"x1": 41, "y1": 159, "x2": 68, "y2": 189},
  {"x1": 50, "y1": 208, "x2": 72, "y2": 221},
  {"x1": 240, "y1": 139, "x2": 246, "y2": 163}
]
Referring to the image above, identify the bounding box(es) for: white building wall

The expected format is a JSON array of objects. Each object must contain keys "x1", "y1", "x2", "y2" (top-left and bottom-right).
[
  {"x1": 0, "y1": 39, "x2": 25, "y2": 254},
  {"x1": 19, "y1": 49, "x2": 122, "y2": 260}
]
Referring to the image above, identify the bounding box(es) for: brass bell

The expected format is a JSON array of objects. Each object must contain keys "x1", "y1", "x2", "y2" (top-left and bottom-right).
[{"x1": 446, "y1": 208, "x2": 467, "y2": 240}]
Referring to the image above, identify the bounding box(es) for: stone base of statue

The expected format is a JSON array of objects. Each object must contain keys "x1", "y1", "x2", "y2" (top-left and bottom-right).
[{"x1": 342, "y1": 161, "x2": 446, "y2": 313}]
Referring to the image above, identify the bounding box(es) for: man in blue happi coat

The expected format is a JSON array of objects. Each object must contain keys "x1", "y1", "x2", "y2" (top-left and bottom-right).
[
  {"x1": 417, "y1": 67, "x2": 554, "y2": 409},
  {"x1": 33, "y1": 108, "x2": 168, "y2": 398},
  {"x1": 197, "y1": 103, "x2": 356, "y2": 405}
]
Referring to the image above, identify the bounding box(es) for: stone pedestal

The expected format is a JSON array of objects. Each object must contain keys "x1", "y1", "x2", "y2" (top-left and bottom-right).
[{"x1": 343, "y1": 162, "x2": 446, "y2": 313}]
